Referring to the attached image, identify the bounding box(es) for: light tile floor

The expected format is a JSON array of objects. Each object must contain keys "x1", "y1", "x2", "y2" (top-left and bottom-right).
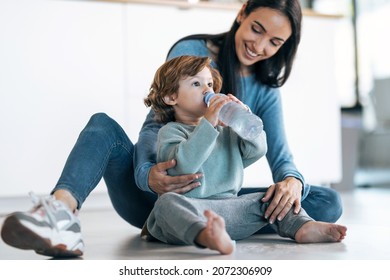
[{"x1": 0, "y1": 187, "x2": 389, "y2": 260}]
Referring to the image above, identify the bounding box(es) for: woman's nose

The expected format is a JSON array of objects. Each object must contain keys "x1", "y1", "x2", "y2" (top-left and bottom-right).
[{"x1": 254, "y1": 39, "x2": 266, "y2": 55}]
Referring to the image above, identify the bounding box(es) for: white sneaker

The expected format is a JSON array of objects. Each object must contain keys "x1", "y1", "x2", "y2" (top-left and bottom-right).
[{"x1": 1, "y1": 192, "x2": 84, "y2": 258}]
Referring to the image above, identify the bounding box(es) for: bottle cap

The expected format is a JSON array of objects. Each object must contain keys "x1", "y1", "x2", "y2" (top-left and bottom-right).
[
  {"x1": 203, "y1": 92, "x2": 215, "y2": 107},
  {"x1": 204, "y1": 92, "x2": 225, "y2": 107}
]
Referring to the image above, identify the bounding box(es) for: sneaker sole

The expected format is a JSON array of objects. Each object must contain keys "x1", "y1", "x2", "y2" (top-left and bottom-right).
[{"x1": 1, "y1": 214, "x2": 83, "y2": 258}]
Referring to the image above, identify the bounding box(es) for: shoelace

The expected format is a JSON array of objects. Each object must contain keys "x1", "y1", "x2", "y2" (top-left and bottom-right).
[{"x1": 29, "y1": 191, "x2": 60, "y2": 232}]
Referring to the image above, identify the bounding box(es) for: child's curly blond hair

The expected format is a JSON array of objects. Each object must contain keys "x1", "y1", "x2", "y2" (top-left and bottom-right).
[{"x1": 144, "y1": 55, "x2": 222, "y2": 123}]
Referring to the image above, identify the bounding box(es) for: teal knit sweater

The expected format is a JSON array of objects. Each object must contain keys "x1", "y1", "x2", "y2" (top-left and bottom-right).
[{"x1": 157, "y1": 118, "x2": 267, "y2": 198}]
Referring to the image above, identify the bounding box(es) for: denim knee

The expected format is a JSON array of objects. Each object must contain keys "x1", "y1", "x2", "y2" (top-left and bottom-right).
[
  {"x1": 324, "y1": 187, "x2": 343, "y2": 222},
  {"x1": 86, "y1": 113, "x2": 132, "y2": 150},
  {"x1": 303, "y1": 186, "x2": 343, "y2": 222},
  {"x1": 88, "y1": 112, "x2": 113, "y2": 130}
]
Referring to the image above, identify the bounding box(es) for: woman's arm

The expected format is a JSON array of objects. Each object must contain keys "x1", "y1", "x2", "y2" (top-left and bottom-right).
[
  {"x1": 133, "y1": 110, "x2": 161, "y2": 192},
  {"x1": 250, "y1": 87, "x2": 307, "y2": 223},
  {"x1": 260, "y1": 89, "x2": 305, "y2": 188}
]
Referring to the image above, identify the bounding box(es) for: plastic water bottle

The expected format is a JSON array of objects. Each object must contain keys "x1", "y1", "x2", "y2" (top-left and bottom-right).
[{"x1": 204, "y1": 92, "x2": 263, "y2": 140}]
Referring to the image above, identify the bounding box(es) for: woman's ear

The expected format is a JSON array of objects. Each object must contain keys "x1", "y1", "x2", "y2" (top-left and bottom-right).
[
  {"x1": 163, "y1": 94, "x2": 177, "y2": 105},
  {"x1": 236, "y1": 3, "x2": 247, "y2": 24}
]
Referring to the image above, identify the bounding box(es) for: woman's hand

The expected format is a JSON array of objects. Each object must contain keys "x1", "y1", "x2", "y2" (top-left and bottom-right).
[
  {"x1": 226, "y1": 93, "x2": 248, "y2": 110},
  {"x1": 148, "y1": 159, "x2": 202, "y2": 195},
  {"x1": 261, "y1": 177, "x2": 303, "y2": 224}
]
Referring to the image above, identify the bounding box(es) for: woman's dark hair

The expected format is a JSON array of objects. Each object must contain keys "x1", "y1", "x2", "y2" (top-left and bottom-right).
[{"x1": 167, "y1": 0, "x2": 302, "y2": 94}]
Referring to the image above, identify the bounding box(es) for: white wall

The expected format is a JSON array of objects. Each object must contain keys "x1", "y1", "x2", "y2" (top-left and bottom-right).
[{"x1": 0, "y1": 0, "x2": 126, "y2": 196}]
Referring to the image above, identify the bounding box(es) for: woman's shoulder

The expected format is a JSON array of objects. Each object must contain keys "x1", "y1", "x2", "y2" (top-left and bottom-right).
[
  {"x1": 238, "y1": 75, "x2": 282, "y2": 112},
  {"x1": 240, "y1": 75, "x2": 280, "y2": 98},
  {"x1": 167, "y1": 38, "x2": 209, "y2": 60}
]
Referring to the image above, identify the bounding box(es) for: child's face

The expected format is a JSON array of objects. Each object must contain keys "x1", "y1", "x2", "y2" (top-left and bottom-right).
[{"x1": 174, "y1": 67, "x2": 215, "y2": 123}]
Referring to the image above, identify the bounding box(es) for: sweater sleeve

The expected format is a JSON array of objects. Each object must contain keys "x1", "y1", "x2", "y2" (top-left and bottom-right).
[
  {"x1": 134, "y1": 110, "x2": 163, "y2": 193},
  {"x1": 240, "y1": 130, "x2": 268, "y2": 168},
  {"x1": 157, "y1": 118, "x2": 219, "y2": 176},
  {"x1": 255, "y1": 87, "x2": 309, "y2": 199}
]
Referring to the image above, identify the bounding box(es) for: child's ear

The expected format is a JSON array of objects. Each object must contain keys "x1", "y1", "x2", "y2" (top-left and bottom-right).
[{"x1": 163, "y1": 94, "x2": 178, "y2": 105}]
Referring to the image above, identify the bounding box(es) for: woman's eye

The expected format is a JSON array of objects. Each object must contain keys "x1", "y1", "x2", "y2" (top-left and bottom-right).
[
  {"x1": 192, "y1": 81, "x2": 200, "y2": 86},
  {"x1": 252, "y1": 25, "x2": 262, "y2": 34},
  {"x1": 208, "y1": 83, "x2": 213, "y2": 87},
  {"x1": 270, "y1": 40, "x2": 282, "y2": 47}
]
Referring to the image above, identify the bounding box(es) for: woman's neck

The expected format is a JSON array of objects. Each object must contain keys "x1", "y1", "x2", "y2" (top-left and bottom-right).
[
  {"x1": 240, "y1": 65, "x2": 254, "y2": 77},
  {"x1": 206, "y1": 39, "x2": 254, "y2": 77}
]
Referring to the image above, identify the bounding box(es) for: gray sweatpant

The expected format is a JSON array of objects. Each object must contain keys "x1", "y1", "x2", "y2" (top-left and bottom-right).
[{"x1": 146, "y1": 192, "x2": 313, "y2": 246}]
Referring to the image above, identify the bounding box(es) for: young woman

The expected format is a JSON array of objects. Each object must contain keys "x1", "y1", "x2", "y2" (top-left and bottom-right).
[{"x1": 1, "y1": 0, "x2": 343, "y2": 258}]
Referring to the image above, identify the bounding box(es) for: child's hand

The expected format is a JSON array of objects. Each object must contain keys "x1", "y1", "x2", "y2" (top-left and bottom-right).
[
  {"x1": 226, "y1": 94, "x2": 249, "y2": 111},
  {"x1": 204, "y1": 94, "x2": 230, "y2": 127}
]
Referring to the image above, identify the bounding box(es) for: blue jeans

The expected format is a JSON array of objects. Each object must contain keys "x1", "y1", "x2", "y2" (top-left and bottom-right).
[{"x1": 52, "y1": 113, "x2": 343, "y2": 230}]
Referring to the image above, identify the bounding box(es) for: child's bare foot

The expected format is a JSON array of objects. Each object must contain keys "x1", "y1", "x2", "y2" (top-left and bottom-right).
[
  {"x1": 295, "y1": 221, "x2": 347, "y2": 243},
  {"x1": 195, "y1": 210, "x2": 234, "y2": 255}
]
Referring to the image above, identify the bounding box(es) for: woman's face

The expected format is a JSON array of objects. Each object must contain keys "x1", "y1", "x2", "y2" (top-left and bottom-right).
[{"x1": 235, "y1": 7, "x2": 292, "y2": 74}]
